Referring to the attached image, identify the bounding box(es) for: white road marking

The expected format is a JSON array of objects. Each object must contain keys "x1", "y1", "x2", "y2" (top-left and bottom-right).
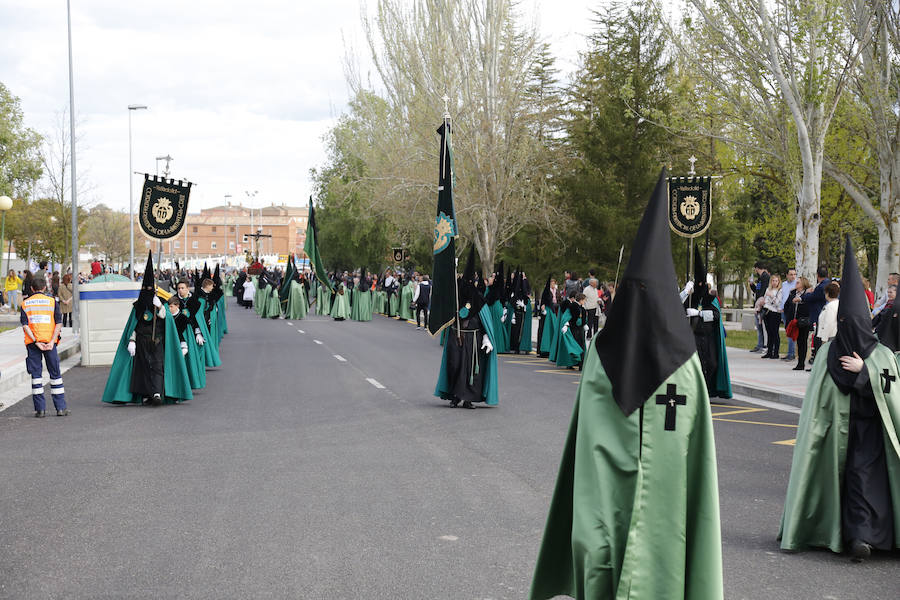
[
  {"x1": 439, "y1": 535, "x2": 458, "y2": 541},
  {"x1": 366, "y1": 378, "x2": 385, "y2": 389},
  {"x1": 286, "y1": 322, "x2": 293, "y2": 326},
  {"x1": 297, "y1": 329, "x2": 305, "y2": 334},
  {"x1": 314, "y1": 340, "x2": 323, "y2": 345},
  {"x1": 333, "y1": 355, "x2": 347, "y2": 362}
]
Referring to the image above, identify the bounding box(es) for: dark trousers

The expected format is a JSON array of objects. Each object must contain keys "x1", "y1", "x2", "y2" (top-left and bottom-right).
[
  {"x1": 26, "y1": 343, "x2": 65, "y2": 412},
  {"x1": 795, "y1": 326, "x2": 810, "y2": 367},
  {"x1": 764, "y1": 311, "x2": 782, "y2": 357},
  {"x1": 586, "y1": 308, "x2": 598, "y2": 335},
  {"x1": 61, "y1": 313, "x2": 71, "y2": 327},
  {"x1": 416, "y1": 304, "x2": 428, "y2": 328}
]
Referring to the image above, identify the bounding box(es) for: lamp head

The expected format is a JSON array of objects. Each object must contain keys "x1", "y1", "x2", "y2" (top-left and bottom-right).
[{"x1": 0, "y1": 196, "x2": 12, "y2": 211}]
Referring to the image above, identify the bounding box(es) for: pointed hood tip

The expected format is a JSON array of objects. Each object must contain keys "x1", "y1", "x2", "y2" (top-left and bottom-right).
[{"x1": 141, "y1": 251, "x2": 155, "y2": 291}]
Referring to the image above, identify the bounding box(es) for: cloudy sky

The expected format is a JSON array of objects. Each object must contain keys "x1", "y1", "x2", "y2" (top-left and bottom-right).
[{"x1": 0, "y1": 1, "x2": 597, "y2": 214}]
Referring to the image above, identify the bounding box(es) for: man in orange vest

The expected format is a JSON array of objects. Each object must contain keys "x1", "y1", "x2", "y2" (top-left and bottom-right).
[{"x1": 21, "y1": 276, "x2": 67, "y2": 417}]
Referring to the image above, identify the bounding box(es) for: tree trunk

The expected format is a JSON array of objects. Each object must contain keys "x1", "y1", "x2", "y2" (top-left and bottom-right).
[{"x1": 794, "y1": 167, "x2": 821, "y2": 278}]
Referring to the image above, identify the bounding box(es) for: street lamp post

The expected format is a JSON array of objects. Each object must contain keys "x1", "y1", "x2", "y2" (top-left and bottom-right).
[
  {"x1": 0, "y1": 195, "x2": 12, "y2": 281},
  {"x1": 224, "y1": 194, "x2": 232, "y2": 264},
  {"x1": 128, "y1": 104, "x2": 148, "y2": 281}
]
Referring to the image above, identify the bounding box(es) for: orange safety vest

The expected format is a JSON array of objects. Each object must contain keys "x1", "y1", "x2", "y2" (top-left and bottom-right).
[{"x1": 23, "y1": 293, "x2": 57, "y2": 344}]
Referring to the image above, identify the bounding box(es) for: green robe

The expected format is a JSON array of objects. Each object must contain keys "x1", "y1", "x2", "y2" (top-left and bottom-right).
[
  {"x1": 539, "y1": 308, "x2": 557, "y2": 356},
  {"x1": 261, "y1": 286, "x2": 281, "y2": 319},
  {"x1": 224, "y1": 275, "x2": 235, "y2": 297},
  {"x1": 399, "y1": 282, "x2": 415, "y2": 321},
  {"x1": 554, "y1": 310, "x2": 584, "y2": 369},
  {"x1": 779, "y1": 342, "x2": 900, "y2": 552},
  {"x1": 373, "y1": 291, "x2": 386, "y2": 314},
  {"x1": 331, "y1": 289, "x2": 351, "y2": 320},
  {"x1": 101, "y1": 309, "x2": 193, "y2": 404},
  {"x1": 351, "y1": 289, "x2": 372, "y2": 322},
  {"x1": 316, "y1": 284, "x2": 332, "y2": 316},
  {"x1": 711, "y1": 298, "x2": 732, "y2": 399},
  {"x1": 216, "y1": 294, "x2": 228, "y2": 340},
  {"x1": 284, "y1": 280, "x2": 308, "y2": 320},
  {"x1": 180, "y1": 308, "x2": 206, "y2": 390},
  {"x1": 388, "y1": 292, "x2": 399, "y2": 317},
  {"x1": 515, "y1": 299, "x2": 534, "y2": 353},
  {"x1": 530, "y1": 349, "x2": 723, "y2": 599},
  {"x1": 197, "y1": 297, "x2": 222, "y2": 368},
  {"x1": 486, "y1": 302, "x2": 509, "y2": 354}
]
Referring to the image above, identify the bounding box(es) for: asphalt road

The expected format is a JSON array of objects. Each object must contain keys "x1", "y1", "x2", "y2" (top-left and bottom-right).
[{"x1": 0, "y1": 304, "x2": 896, "y2": 599}]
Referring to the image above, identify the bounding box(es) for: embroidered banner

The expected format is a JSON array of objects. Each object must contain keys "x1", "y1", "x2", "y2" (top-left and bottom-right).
[
  {"x1": 139, "y1": 174, "x2": 192, "y2": 239},
  {"x1": 667, "y1": 176, "x2": 711, "y2": 238}
]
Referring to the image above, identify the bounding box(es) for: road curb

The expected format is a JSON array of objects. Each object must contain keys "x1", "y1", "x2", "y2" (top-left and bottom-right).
[{"x1": 729, "y1": 381, "x2": 803, "y2": 409}]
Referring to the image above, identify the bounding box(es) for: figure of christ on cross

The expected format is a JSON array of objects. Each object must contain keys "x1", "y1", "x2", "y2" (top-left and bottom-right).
[{"x1": 656, "y1": 383, "x2": 686, "y2": 431}]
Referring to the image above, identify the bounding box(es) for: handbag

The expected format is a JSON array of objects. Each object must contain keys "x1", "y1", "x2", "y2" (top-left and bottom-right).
[{"x1": 796, "y1": 316, "x2": 811, "y2": 329}]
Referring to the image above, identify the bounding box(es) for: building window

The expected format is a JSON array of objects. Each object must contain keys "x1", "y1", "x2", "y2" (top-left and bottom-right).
[
  {"x1": 211, "y1": 241, "x2": 217, "y2": 249},
  {"x1": 192, "y1": 226, "x2": 198, "y2": 233},
  {"x1": 192, "y1": 241, "x2": 198, "y2": 249},
  {"x1": 211, "y1": 226, "x2": 217, "y2": 233},
  {"x1": 229, "y1": 241, "x2": 235, "y2": 249},
  {"x1": 229, "y1": 226, "x2": 235, "y2": 233},
  {"x1": 242, "y1": 234, "x2": 248, "y2": 243},
  {"x1": 174, "y1": 240, "x2": 180, "y2": 249}
]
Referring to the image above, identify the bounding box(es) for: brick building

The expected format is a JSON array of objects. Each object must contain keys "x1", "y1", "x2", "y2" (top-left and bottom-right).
[{"x1": 134, "y1": 203, "x2": 308, "y2": 260}]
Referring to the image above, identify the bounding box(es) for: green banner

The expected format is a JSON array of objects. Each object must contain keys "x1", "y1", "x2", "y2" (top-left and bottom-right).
[{"x1": 304, "y1": 201, "x2": 333, "y2": 292}]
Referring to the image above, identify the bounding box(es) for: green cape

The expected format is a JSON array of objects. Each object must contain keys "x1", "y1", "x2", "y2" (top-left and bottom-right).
[
  {"x1": 330, "y1": 288, "x2": 351, "y2": 320},
  {"x1": 197, "y1": 298, "x2": 222, "y2": 368},
  {"x1": 179, "y1": 308, "x2": 206, "y2": 390},
  {"x1": 399, "y1": 282, "x2": 415, "y2": 321},
  {"x1": 434, "y1": 303, "x2": 499, "y2": 406},
  {"x1": 540, "y1": 308, "x2": 558, "y2": 356},
  {"x1": 316, "y1": 284, "x2": 332, "y2": 315},
  {"x1": 779, "y1": 341, "x2": 900, "y2": 552},
  {"x1": 216, "y1": 294, "x2": 228, "y2": 341},
  {"x1": 284, "y1": 280, "x2": 308, "y2": 320},
  {"x1": 551, "y1": 308, "x2": 583, "y2": 368},
  {"x1": 711, "y1": 298, "x2": 731, "y2": 398},
  {"x1": 101, "y1": 309, "x2": 193, "y2": 404},
  {"x1": 373, "y1": 290, "x2": 386, "y2": 314},
  {"x1": 223, "y1": 274, "x2": 235, "y2": 297},
  {"x1": 388, "y1": 291, "x2": 399, "y2": 317},
  {"x1": 530, "y1": 349, "x2": 723, "y2": 599},
  {"x1": 350, "y1": 288, "x2": 372, "y2": 321},
  {"x1": 486, "y1": 302, "x2": 510, "y2": 354},
  {"x1": 515, "y1": 299, "x2": 534, "y2": 353}
]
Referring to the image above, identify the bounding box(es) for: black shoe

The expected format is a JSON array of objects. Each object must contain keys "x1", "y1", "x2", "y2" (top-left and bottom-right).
[
  {"x1": 462, "y1": 400, "x2": 475, "y2": 409},
  {"x1": 792, "y1": 365, "x2": 804, "y2": 371},
  {"x1": 449, "y1": 398, "x2": 460, "y2": 407},
  {"x1": 34, "y1": 410, "x2": 46, "y2": 418},
  {"x1": 56, "y1": 409, "x2": 69, "y2": 416},
  {"x1": 850, "y1": 539, "x2": 872, "y2": 562},
  {"x1": 149, "y1": 394, "x2": 162, "y2": 406},
  {"x1": 761, "y1": 354, "x2": 770, "y2": 359}
]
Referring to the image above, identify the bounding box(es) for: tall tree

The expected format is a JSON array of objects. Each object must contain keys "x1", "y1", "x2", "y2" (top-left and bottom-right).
[
  {"x1": 682, "y1": 0, "x2": 862, "y2": 277},
  {"x1": 0, "y1": 82, "x2": 42, "y2": 199},
  {"x1": 82, "y1": 204, "x2": 130, "y2": 267}
]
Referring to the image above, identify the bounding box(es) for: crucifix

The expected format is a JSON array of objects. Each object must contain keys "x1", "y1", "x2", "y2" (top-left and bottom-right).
[
  {"x1": 881, "y1": 369, "x2": 895, "y2": 393},
  {"x1": 442, "y1": 94, "x2": 451, "y2": 119},
  {"x1": 247, "y1": 230, "x2": 272, "y2": 260},
  {"x1": 656, "y1": 383, "x2": 686, "y2": 431},
  {"x1": 688, "y1": 155, "x2": 697, "y2": 176}
]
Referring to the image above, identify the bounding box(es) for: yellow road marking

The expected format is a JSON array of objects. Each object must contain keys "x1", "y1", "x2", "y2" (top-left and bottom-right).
[
  {"x1": 773, "y1": 439, "x2": 797, "y2": 446},
  {"x1": 535, "y1": 368, "x2": 581, "y2": 376},
  {"x1": 710, "y1": 407, "x2": 767, "y2": 417},
  {"x1": 712, "y1": 417, "x2": 798, "y2": 428}
]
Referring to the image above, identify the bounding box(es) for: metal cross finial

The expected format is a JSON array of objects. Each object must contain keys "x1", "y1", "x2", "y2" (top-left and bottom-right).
[
  {"x1": 442, "y1": 94, "x2": 451, "y2": 119},
  {"x1": 688, "y1": 155, "x2": 697, "y2": 176}
]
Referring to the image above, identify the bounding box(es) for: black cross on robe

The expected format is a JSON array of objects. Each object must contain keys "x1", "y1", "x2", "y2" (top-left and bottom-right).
[
  {"x1": 881, "y1": 368, "x2": 895, "y2": 394},
  {"x1": 656, "y1": 383, "x2": 686, "y2": 431}
]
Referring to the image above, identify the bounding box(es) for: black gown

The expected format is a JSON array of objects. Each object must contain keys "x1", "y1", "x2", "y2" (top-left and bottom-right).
[
  {"x1": 443, "y1": 311, "x2": 488, "y2": 404},
  {"x1": 689, "y1": 304, "x2": 721, "y2": 396},
  {"x1": 844, "y1": 368, "x2": 895, "y2": 549},
  {"x1": 510, "y1": 301, "x2": 526, "y2": 352},
  {"x1": 131, "y1": 306, "x2": 165, "y2": 397}
]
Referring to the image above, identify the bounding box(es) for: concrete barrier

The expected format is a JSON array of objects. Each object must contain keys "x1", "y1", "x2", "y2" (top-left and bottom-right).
[{"x1": 79, "y1": 281, "x2": 140, "y2": 366}]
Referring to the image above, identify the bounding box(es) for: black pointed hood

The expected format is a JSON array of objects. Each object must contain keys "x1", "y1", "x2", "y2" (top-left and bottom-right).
[
  {"x1": 540, "y1": 275, "x2": 553, "y2": 307},
  {"x1": 594, "y1": 168, "x2": 697, "y2": 417},
  {"x1": 202, "y1": 263, "x2": 211, "y2": 282},
  {"x1": 462, "y1": 245, "x2": 476, "y2": 283},
  {"x1": 213, "y1": 264, "x2": 222, "y2": 288},
  {"x1": 828, "y1": 236, "x2": 879, "y2": 395},
  {"x1": 687, "y1": 245, "x2": 710, "y2": 309},
  {"x1": 136, "y1": 251, "x2": 156, "y2": 310}
]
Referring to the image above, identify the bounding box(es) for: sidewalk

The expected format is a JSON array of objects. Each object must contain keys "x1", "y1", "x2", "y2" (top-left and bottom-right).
[
  {"x1": 0, "y1": 325, "x2": 81, "y2": 411},
  {"x1": 725, "y1": 347, "x2": 807, "y2": 407}
]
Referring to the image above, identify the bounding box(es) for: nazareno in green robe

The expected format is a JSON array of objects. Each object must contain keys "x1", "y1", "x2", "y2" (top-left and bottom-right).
[
  {"x1": 197, "y1": 297, "x2": 222, "y2": 368},
  {"x1": 779, "y1": 341, "x2": 900, "y2": 553},
  {"x1": 529, "y1": 349, "x2": 722, "y2": 599},
  {"x1": 539, "y1": 307, "x2": 557, "y2": 357},
  {"x1": 316, "y1": 284, "x2": 332, "y2": 315},
  {"x1": 434, "y1": 303, "x2": 499, "y2": 406},
  {"x1": 101, "y1": 309, "x2": 193, "y2": 404},
  {"x1": 216, "y1": 293, "x2": 228, "y2": 339},
  {"x1": 331, "y1": 287, "x2": 351, "y2": 320},
  {"x1": 352, "y1": 289, "x2": 372, "y2": 321},
  {"x1": 284, "y1": 280, "x2": 308, "y2": 320},
  {"x1": 486, "y1": 301, "x2": 509, "y2": 354},
  {"x1": 515, "y1": 298, "x2": 534, "y2": 353},
  {"x1": 553, "y1": 308, "x2": 584, "y2": 369},
  {"x1": 179, "y1": 307, "x2": 206, "y2": 390},
  {"x1": 373, "y1": 290, "x2": 386, "y2": 314},
  {"x1": 399, "y1": 282, "x2": 415, "y2": 321}
]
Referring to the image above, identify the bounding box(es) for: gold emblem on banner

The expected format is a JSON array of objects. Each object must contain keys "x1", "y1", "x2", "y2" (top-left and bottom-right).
[
  {"x1": 152, "y1": 197, "x2": 174, "y2": 223},
  {"x1": 680, "y1": 195, "x2": 700, "y2": 220}
]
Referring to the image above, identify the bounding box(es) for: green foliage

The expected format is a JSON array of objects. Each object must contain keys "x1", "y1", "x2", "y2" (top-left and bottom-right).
[{"x1": 0, "y1": 82, "x2": 42, "y2": 198}]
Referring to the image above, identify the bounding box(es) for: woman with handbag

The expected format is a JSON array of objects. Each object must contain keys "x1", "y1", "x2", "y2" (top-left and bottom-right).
[
  {"x1": 762, "y1": 275, "x2": 783, "y2": 358},
  {"x1": 790, "y1": 278, "x2": 813, "y2": 370}
]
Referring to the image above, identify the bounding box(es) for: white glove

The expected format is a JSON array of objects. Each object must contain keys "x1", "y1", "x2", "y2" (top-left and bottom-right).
[
  {"x1": 561, "y1": 324, "x2": 569, "y2": 334},
  {"x1": 180, "y1": 341, "x2": 188, "y2": 356},
  {"x1": 158, "y1": 306, "x2": 168, "y2": 319},
  {"x1": 682, "y1": 281, "x2": 694, "y2": 295},
  {"x1": 480, "y1": 336, "x2": 493, "y2": 353},
  {"x1": 584, "y1": 324, "x2": 590, "y2": 332},
  {"x1": 127, "y1": 340, "x2": 136, "y2": 357},
  {"x1": 511, "y1": 316, "x2": 516, "y2": 325},
  {"x1": 541, "y1": 308, "x2": 547, "y2": 316},
  {"x1": 686, "y1": 308, "x2": 700, "y2": 317},
  {"x1": 516, "y1": 299, "x2": 525, "y2": 309},
  {"x1": 501, "y1": 308, "x2": 507, "y2": 323},
  {"x1": 152, "y1": 295, "x2": 162, "y2": 308},
  {"x1": 196, "y1": 333, "x2": 205, "y2": 346}
]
